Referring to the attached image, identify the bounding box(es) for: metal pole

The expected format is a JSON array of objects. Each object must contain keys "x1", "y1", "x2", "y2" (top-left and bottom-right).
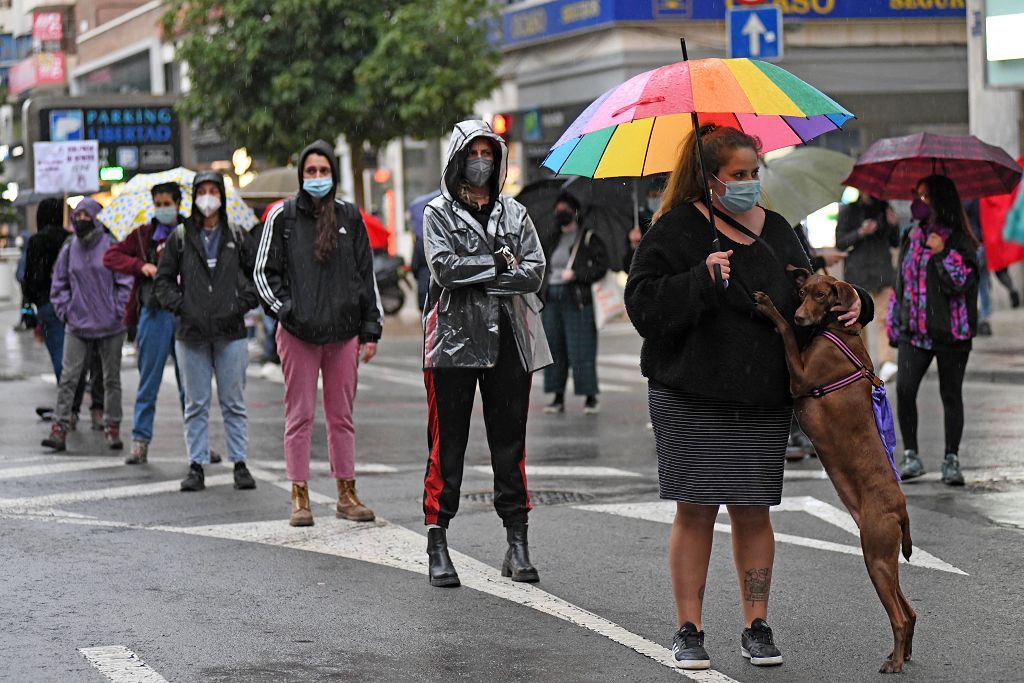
[{"x1": 680, "y1": 38, "x2": 725, "y2": 288}]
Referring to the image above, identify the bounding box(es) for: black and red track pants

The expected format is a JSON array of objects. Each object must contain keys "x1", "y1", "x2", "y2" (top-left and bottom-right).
[{"x1": 423, "y1": 317, "x2": 532, "y2": 529}]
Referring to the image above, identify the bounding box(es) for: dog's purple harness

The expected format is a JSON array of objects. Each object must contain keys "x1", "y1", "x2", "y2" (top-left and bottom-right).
[{"x1": 806, "y1": 330, "x2": 901, "y2": 482}]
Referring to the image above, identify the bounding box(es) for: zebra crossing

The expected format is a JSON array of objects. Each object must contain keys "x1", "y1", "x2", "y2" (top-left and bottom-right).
[{"x1": 0, "y1": 448, "x2": 973, "y2": 682}]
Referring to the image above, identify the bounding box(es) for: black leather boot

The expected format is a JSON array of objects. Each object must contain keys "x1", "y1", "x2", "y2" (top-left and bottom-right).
[
  {"x1": 501, "y1": 522, "x2": 539, "y2": 582},
  {"x1": 427, "y1": 527, "x2": 460, "y2": 587}
]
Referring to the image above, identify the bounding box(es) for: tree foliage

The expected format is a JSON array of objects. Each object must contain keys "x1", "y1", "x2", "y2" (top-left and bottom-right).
[{"x1": 164, "y1": 0, "x2": 499, "y2": 169}]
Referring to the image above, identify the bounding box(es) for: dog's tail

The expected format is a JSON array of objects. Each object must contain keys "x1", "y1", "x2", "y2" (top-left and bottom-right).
[{"x1": 900, "y1": 515, "x2": 913, "y2": 561}]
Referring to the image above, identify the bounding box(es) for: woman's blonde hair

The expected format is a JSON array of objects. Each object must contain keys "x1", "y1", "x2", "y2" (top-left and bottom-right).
[{"x1": 653, "y1": 123, "x2": 762, "y2": 224}]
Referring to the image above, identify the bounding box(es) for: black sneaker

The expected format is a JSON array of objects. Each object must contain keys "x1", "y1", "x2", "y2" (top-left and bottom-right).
[
  {"x1": 233, "y1": 462, "x2": 256, "y2": 490},
  {"x1": 209, "y1": 449, "x2": 222, "y2": 464},
  {"x1": 671, "y1": 622, "x2": 711, "y2": 670},
  {"x1": 544, "y1": 394, "x2": 565, "y2": 414},
  {"x1": 180, "y1": 463, "x2": 205, "y2": 492},
  {"x1": 583, "y1": 395, "x2": 600, "y2": 415},
  {"x1": 978, "y1": 320, "x2": 993, "y2": 337},
  {"x1": 741, "y1": 618, "x2": 783, "y2": 666}
]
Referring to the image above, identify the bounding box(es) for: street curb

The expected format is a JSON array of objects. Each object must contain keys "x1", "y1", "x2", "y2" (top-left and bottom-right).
[{"x1": 964, "y1": 369, "x2": 1024, "y2": 385}]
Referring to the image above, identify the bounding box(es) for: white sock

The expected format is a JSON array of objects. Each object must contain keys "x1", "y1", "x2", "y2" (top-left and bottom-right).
[{"x1": 426, "y1": 524, "x2": 442, "y2": 530}]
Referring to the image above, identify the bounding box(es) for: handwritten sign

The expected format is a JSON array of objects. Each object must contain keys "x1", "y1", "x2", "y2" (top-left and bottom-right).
[{"x1": 33, "y1": 141, "x2": 99, "y2": 194}]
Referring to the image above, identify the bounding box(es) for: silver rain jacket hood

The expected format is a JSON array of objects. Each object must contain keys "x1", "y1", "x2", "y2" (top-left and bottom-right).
[{"x1": 422, "y1": 119, "x2": 552, "y2": 371}]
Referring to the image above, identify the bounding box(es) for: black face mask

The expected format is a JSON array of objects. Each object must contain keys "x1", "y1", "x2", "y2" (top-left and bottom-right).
[
  {"x1": 73, "y1": 219, "x2": 95, "y2": 236},
  {"x1": 555, "y1": 210, "x2": 575, "y2": 227}
]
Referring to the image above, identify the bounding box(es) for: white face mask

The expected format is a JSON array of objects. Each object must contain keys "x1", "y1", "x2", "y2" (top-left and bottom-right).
[{"x1": 195, "y1": 194, "x2": 221, "y2": 218}]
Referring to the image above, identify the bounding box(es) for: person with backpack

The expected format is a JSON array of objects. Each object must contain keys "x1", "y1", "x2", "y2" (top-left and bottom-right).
[
  {"x1": 104, "y1": 181, "x2": 192, "y2": 464},
  {"x1": 42, "y1": 199, "x2": 132, "y2": 452},
  {"x1": 155, "y1": 171, "x2": 257, "y2": 492},
  {"x1": 254, "y1": 140, "x2": 383, "y2": 527}
]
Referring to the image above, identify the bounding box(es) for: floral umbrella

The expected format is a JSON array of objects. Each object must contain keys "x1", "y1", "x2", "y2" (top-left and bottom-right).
[{"x1": 98, "y1": 167, "x2": 259, "y2": 240}]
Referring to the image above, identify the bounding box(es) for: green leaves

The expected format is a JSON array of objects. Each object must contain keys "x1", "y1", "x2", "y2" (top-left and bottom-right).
[{"x1": 164, "y1": 0, "x2": 498, "y2": 164}]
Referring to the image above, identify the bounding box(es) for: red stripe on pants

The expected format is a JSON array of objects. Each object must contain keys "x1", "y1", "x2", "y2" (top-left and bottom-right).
[{"x1": 423, "y1": 369, "x2": 444, "y2": 526}]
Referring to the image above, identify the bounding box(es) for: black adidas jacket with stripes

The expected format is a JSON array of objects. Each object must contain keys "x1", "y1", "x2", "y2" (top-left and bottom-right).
[{"x1": 254, "y1": 140, "x2": 383, "y2": 346}]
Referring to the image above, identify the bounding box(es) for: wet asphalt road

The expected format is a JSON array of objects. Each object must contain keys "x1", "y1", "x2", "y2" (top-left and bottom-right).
[{"x1": 2, "y1": 312, "x2": 1024, "y2": 682}]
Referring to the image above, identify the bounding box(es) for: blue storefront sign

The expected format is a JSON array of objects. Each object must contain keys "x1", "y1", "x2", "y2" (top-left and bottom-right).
[
  {"x1": 40, "y1": 105, "x2": 182, "y2": 177},
  {"x1": 501, "y1": 0, "x2": 966, "y2": 47}
]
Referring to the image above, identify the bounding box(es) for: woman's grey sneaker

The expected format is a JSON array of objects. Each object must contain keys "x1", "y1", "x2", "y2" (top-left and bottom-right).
[
  {"x1": 941, "y1": 453, "x2": 965, "y2": 486},
  {"x1": 899, "y1": 449, "x2": 924, "y2": 480},
  {"x1": 741, "y1": 618, "x2": 783, "y2": 666},
  {"x1": 671, "y1": 622, "x2": 711, "y2": 670}
]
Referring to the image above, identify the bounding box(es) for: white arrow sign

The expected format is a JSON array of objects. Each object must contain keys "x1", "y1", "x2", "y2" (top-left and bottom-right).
[{"x1": 741, "y1": 11, "x2": 770, "y2": 58}]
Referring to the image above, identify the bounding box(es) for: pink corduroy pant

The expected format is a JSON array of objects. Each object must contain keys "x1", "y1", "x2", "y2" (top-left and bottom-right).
[{"x1": 276, "y1": 326, "x2": 359, "y2": 482}]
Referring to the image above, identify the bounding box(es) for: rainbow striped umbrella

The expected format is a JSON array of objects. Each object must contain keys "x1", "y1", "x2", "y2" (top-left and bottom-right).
[{"x1": 542, "y1": 58, "x2": 854, "y2": 179}]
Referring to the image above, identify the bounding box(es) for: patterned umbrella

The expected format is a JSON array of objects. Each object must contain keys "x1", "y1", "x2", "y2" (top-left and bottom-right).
[
  {"x1": 98, "y1": 167, "x2": 260, "y2": 240},
  {"x1": 842, "y1": 133, "x2": 1023, "y2": 200},
  {"x1": 542, "y1": 57, "x2": 854, "y2": 178}
]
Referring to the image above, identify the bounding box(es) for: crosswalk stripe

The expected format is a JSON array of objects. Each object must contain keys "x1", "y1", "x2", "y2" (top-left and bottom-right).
[
  {"x1": 472, "y1": 465, "x2": 642, "y2": 479},
  {"x1": 0, "y1": 474, "x2": 235, "y2": 510},
  {"x1": 153, "y1": 517, "x2": 739, "y2": 682},
  {"x1": 79, "y1": 645, "x2": 168, "y2": 683},
  {"x1": 575, "y1": 498, "x2": 967, "y2": 575},
  {"x1": 0, "y1": 461, "x2": 124, "y2": 481}
]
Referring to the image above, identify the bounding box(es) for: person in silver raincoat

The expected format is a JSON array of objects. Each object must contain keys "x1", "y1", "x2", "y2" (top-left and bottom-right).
[{"x1": 420, "y1": 119, "x2": 551, "y2": 589}]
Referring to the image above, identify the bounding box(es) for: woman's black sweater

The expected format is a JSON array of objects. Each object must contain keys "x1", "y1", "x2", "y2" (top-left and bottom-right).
[{"x1": 625, "y1": 202, "x2": 873, "y2": 407}]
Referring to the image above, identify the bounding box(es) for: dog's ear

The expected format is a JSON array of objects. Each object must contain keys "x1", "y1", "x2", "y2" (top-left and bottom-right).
[
  {"x1": 786, "y1": 265, "x2": 811, "y2": 288},
  {"x1": 832, "y1": 281, "x2": 860, "y2": 311}
]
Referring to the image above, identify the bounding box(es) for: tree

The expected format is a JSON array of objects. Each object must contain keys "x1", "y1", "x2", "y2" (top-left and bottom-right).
[{"x1": 164, "y1": 0, "x2": 499, "y2": 206}]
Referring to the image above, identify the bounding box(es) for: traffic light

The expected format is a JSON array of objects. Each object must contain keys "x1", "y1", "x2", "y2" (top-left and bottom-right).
[{"x1": 492, "y1": 113, "x2": 511, "y2": 136}]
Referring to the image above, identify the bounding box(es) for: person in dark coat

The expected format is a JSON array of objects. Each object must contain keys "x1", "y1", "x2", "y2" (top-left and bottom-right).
[
  {"x1": 835, "y1": 193, "x2": 900, "y2": 380},
  {"x1": 624, "y1": 124, "x2": 872, "y2": 670},
  {"x1": 104, "y1": 182, "x2": 187, "y2": 464},
  {"x1": 889, "y1": 175, "x2": 980, "y2": 487},
  {"x1": 255, "y1": 140, "x2": 384, "y2": 527},
  {"x1": 155, "y1": 171, "x2": 257, "y2": 493},
  {"x1": 23, "y1": 199, "x2": 70, "y2": 382},
  {"x1": 540, "y1": 191, "x2": 609, "y2": 414}
]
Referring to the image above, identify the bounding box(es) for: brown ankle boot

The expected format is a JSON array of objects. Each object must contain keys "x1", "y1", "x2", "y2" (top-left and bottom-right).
[
  {"x1": 336, "y1": 479, "x2": 375, "y2": 522},
  {"x1": 289, "y1": 482, "x2": 314, "y2": 527}
]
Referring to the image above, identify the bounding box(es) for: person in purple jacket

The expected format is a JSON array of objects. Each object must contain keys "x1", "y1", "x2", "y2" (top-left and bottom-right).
[{"x1": 42, "y1": 199, "x2": 132, "y2": 452}]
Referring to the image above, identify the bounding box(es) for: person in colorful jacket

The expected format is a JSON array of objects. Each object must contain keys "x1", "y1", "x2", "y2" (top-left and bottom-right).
[
  {"x1": 888, "y1": 174, "x2": 980, "y2": 486},
  {"x1": 42, "y1": 199, "x2": 132, "y2": 452},
  {"x1": 104, "y1": 182, "x2": 187, "y2": 464}
]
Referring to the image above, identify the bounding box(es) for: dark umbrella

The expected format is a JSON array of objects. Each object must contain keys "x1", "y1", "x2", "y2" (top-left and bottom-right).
[
  {"x1": 517, "y1": 176, "x2": 659, "y2": 269},
  {"x1": 843, "y1": 132, "x2": 1023, "y2": 200}
]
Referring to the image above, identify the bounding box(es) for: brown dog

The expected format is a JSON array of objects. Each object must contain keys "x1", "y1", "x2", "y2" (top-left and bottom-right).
[{"x1": 753, "y1": 268, "x2": 915, "y2": 674}]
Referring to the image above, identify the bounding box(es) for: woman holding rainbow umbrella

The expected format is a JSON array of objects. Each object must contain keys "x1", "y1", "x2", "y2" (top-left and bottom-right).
[{"x1": 545, "y1": 48, "x2": 873, "y2": 670}]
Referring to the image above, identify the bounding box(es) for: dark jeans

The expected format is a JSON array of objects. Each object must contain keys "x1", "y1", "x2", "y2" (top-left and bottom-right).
[
  {"x1": 422, "y1": 315, "x2": 532, "y2": 528},
  {"x1": 36, "y1": 302, "x2": 64, "y2": 382},
  {"x1": 542, "y1": 285, "x2": 599, "y2": 397},
  {"x1": 896, "y1": 342, "x2": 969, "y2": 455}
]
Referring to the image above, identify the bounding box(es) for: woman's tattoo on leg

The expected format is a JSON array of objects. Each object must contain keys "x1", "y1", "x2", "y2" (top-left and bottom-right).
[{"x1": 744, "y1": 568, "x2": 771, "y2": 605}]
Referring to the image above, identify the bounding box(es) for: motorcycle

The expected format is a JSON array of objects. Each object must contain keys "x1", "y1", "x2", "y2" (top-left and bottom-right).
[{"x1": 373, "y1": 252, "x2": 410, "y2": 315}]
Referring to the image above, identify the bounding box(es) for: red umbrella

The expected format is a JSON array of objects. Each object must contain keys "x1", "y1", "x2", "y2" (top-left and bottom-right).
[{"x1": 843, "y1": 132, "x2": 1023, "y2": 200}]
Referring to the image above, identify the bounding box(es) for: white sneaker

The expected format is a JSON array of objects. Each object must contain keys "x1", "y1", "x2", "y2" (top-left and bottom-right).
[{"x1": 878, "y1": 361, "x2": 898, "y2": 383}]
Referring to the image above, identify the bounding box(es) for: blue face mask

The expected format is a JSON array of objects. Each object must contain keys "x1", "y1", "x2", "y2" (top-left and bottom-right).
[
  {"x1": 303, "y1": 177, "x2": 333, "y2": 199},
  {"x1": 153, "y1": 206, "x2": 178, "y2": 226},
  {"x1": 713, "y1": 174, "x2": 761, "y2": 213}
]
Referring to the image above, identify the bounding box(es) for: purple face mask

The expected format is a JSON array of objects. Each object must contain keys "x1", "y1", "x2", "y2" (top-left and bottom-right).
[{"x1": 910, "y1": 197, "x2": 931, "y2": 222}]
